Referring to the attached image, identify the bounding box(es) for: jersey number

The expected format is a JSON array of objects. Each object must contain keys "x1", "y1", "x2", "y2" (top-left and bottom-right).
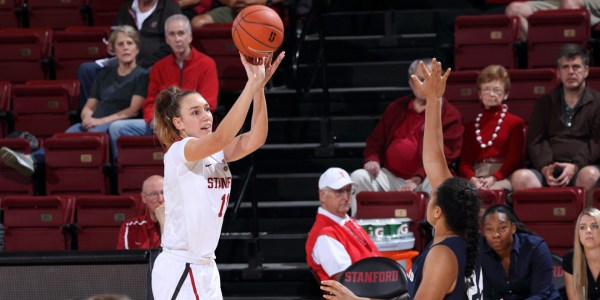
[{"x1": 218, "y1": 194, "x2": 230, "y2": 217}]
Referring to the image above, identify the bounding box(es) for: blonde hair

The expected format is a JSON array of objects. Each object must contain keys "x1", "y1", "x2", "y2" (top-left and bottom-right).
[
  {"x1": 476, "y1": 65, "x2": 511, "y2": 92},
  {"x1": 572, "y1": 207, "x2": 600, "y2": 296},
  {"x1": 153, "y1": 86, "x2": 198, "y2": 149},
  {"x1": 108, "y1": 25, "x2": 140, "y2": 49}
]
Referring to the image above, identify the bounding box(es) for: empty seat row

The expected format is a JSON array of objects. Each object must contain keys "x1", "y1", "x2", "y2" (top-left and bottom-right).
[
  {"x1": 455, "y1": 9, "x2": 591, "y2": 70},
  {"x1": 0, "y1": 134, "x2": 165, "y2": 196},
  {"x1": 0, "y1": 194, "x2": 142, "y2": 251},
  {"x1": 355, "y1": 187, "x2": 590, "y2": 255},
  {"x1": 0, "y1": 0, "x2": 123, "y2": 29}
]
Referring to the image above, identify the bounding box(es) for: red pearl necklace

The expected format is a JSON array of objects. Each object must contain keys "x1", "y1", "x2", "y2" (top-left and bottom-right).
[{"x1": 475, "y1": 104, "x2": 508, "y2": 149}]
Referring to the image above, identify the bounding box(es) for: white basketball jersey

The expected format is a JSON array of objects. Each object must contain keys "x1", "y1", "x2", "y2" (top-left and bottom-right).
[{"x1": 161, "y1": 138, "x2": 232, "y2": 261}]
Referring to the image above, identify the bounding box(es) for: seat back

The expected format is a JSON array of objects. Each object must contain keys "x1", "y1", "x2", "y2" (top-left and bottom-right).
[
  {"x1": 0, "y1": 137, "x2": 33, "y2": 195},
  {"x1": 26, "y1": 0, "x2": 87, "y2": 30},
  {"x1": 45, "y1": 132, "x2": 110, "y2": 195},
  {"x1": 0, "y1": 0, "x2": 21, "y2": 28},
  {"x1": 117, "y1": 135, "x2": 165, "y2": 194},
  {"x1": 0, "y1": 27, "x2": 52, "y2": 83},
  {"x1": 527, "y1": 9, "x2": 590, "y2": 68},
  {"x1": 356, "y1": 191, "x2": 427, "y2": 250},
  {"x1": 338, "y1": 257, "x2": 408, "y2": 299},
  {"x1": 192, "y1": 24, "x2": 246, "y2": 92},
  {"x1": 11, "y1": 80, "x2": 79, "y2": 137},
  {"x1": 506, "y1": 68, "x2": 557, "y2": 122},
  {"x1": 478, "y1": 189, "x2": 507, "y2": 216},
  {"x1": 1, "y1": 195, "x2": 74, "y2": 251},
  {"x1": 74, "y1": 195, "x2": 141, "y2": 250},
  {"x1": 513, "y1": 187, "x2": 585, "y2": 254},
  {"x1": 53, "y1": 26, "x2": 110, "y2": 79},
  {"x1": 445, "y1": 70, "x2": 481, "y2": 123},
  {"x1": 454, "y1": 14, "x2": 519, "y2": 70}
]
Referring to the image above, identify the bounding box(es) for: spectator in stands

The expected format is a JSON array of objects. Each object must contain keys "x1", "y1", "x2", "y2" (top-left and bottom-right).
[
  {"x1": 506, "y1": 0, "x2": 600, "y2": 41},
  {"x1": 78, "y1": 0, "x2": 181, "y2": 110},
  {"x1": 480, "y1": 204, "x2": 560, "y2": 299},
  {"x1": 349, "y1": 58, "x2": 463, "y2": 216},
  {"x1": 190, "y1": 0, "x2": 285, "y2": 28},
  {"x1": 117, "y1": 175, "x2": 164, "y2": 250},
  {"x1": 306, "y1": 167, "x2": 381, "y2": 281},
  {"x1": 563, "y1": 207, "x2": 600, "y2": 299},
  {"x1": 108, "y1": 14, "x2": 219, "y2": 161},
  {"x1": 510, "y1": 43, "x2": 600, "y2": 206},
  {"x1": 0, "y1": 26, "x2": 149, "y2": 175},
  {"x1": 458, "y1": 65, "x2": 525, "y2": 192},
  {"x1": 177, "y1": 0, "x2": 213, "y2": 20}
]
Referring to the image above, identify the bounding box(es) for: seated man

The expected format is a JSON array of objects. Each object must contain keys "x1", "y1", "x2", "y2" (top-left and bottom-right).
[
  {"x1": 108, "y1": 14, "x2": 219, "y2": 161},
  {"x1": 350, "y1": 58, "x2": 463, "y2": 216},
  {"x1": 117, "y1": 175, "x2": 164, "y2": 250},
  {"x1": 511, "y1": 43, "x2": 600, "y2": 206},
  {"x1": 306, "y1": 167, "x2": 381, "y2": 281},
  {"x1": 506, "y1": 0, "x2": 600, "y2": 41},
  {"x1": 190, "y1": 0, "x2": 285, "y2": 27}
]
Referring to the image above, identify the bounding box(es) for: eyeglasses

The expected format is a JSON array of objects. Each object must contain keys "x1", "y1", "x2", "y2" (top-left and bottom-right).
[
  {"x1": 480, "y1": 87, "x2": 504, "y2": 95},
  {"x1": 326, "y1": 187, "x2": 355, "y2": 197},
  {"x1": 143, "y1": 191, "x2": 164, "y2": 199}
]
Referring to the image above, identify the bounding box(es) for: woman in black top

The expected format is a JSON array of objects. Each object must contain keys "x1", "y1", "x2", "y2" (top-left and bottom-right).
[{"x1": 563, "y1": 207, "x2": 600, "y2": 299}]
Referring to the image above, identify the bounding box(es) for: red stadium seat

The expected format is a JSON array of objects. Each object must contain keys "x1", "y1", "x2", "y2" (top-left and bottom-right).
[
  {"x1": 0, "y1": 0, "x2": 22, "y2": 28},
  {"x1": 0, "y1": 27, "x2": 52, "y2": 84},
  {"x1": 0, "y1": 138, "x2": 33, "y2": 195},
  {"x1": 506, "y1": 68, "x2": 558, "y2": 122},
  {"x1": 527, "y1": 9, "x2": 590, "y2": 68},
  {"x1": 0, "y1": 81, "x2": 11, "y2": 138},
  {"x1": 478, "y1": 189, "x2": 508, "y2": 216},
  {"x1": 513, "y1": 187, "x2": 585, "y2": 256},
  {"x1": 445, "y1": 70, "x2": 480, "y2": 123},
  {"x1": 11, "y1": 79, "x2": 79, "y2": 138},
  {"x1": 53, "y1": 26, "x2": 110, "y2": 80},
  {"x1": 192, "y1": 24, "x2": 245, "y2": 92},
  {"x1": 1, "y1": 195, "x2": 74, "y2": 251},
  {"x1": 454, "y1": 14, "x2": 519, "y2": 71},
  {"x1": 74, "y1": 195, "x2": 141, "y2": 250},
  {"x1": 26, "y1": 0, "x2": 87, "y2": 30},
  {"x1": 356, "y1": 191, "x2": 428, "y2": 251},
  {"x1": 116, "y1": 135, "x2": 165, "y2": 195},
  {"x1": 44, "y1": 132, "x2": 111, "y2": 195},
  {"x1": 88, "y1": 0, "x2": 123, "y2": 26}
]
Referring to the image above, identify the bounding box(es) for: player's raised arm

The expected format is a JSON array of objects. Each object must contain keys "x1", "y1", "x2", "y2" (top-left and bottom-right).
[{"x1": 410, "y1": 59, "x2": 452, "y2": 189}]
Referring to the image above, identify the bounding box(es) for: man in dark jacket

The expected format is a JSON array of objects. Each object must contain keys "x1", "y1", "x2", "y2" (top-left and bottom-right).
[{"x1": 511, "y1": 43, "x2": 600, "y2": 206}]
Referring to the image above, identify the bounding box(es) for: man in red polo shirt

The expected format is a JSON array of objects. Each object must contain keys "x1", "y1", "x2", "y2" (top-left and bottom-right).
[
  {"x1": 117, "y1": 175, "x2": 164, "y2": 250},
  {"x1": 350, "y1": 58, "x2": 464, "y2": 216},
  {"x1": 306, "y1": 167, "x2": 381, "y2": 281}
]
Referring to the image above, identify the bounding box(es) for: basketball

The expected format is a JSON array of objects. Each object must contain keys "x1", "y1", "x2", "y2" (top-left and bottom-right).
[{"x1": 231, "y1": 5, "x2": 284, "y2": 58}]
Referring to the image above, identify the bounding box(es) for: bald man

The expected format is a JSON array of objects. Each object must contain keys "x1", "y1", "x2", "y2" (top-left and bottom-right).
[{"x1": 117, "y1": 175, "x2": 165, "y2": 249}]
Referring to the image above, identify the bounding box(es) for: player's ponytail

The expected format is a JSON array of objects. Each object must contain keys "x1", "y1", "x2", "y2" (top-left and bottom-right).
[{"x1": 154, "y1": 86, "x2": 196, "y2": 149}]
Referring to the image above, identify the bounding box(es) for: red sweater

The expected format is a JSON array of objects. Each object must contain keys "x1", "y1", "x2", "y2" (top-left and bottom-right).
[
  {"x1": 458, "y1": 106, "x2": 525, "y2": 180},
  {"x1": 142, "y1": 47, "x2": 219, "y2": 124},
  {"x1": 364, "y1": 95, "x2": 464, "y2": 179},
  {"x1": 306, "y1": 213, "x2": 381, "y2": 281},
  {"x1": 117, "y1": 212, "x2": 161, "y2": 250}
]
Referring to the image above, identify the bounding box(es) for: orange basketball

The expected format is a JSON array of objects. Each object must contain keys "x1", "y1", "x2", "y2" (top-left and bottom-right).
[{"x1": 231, "y1": 5, "x2": 284, "y2": 58}]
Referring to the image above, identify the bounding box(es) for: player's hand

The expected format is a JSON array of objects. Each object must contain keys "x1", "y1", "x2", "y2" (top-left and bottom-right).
[
  {"x1": 410, "y1": 58, "x2": 451, "y2": 102},
  {"x1": 321, "y1": 280, "x2": 363, "y2": 300},
  {"x1": 240, "y1": 52, "x2": 266, "y2": 85},
  {"x1": 364, "y1": 160, "x2": 380, "y2": 177},
  {"x1": 261, "y1": 51, "x2": 285, "y2": 87},
  {"x1": 554, "y1": 162, "x2": 578, "y2": 187}
]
